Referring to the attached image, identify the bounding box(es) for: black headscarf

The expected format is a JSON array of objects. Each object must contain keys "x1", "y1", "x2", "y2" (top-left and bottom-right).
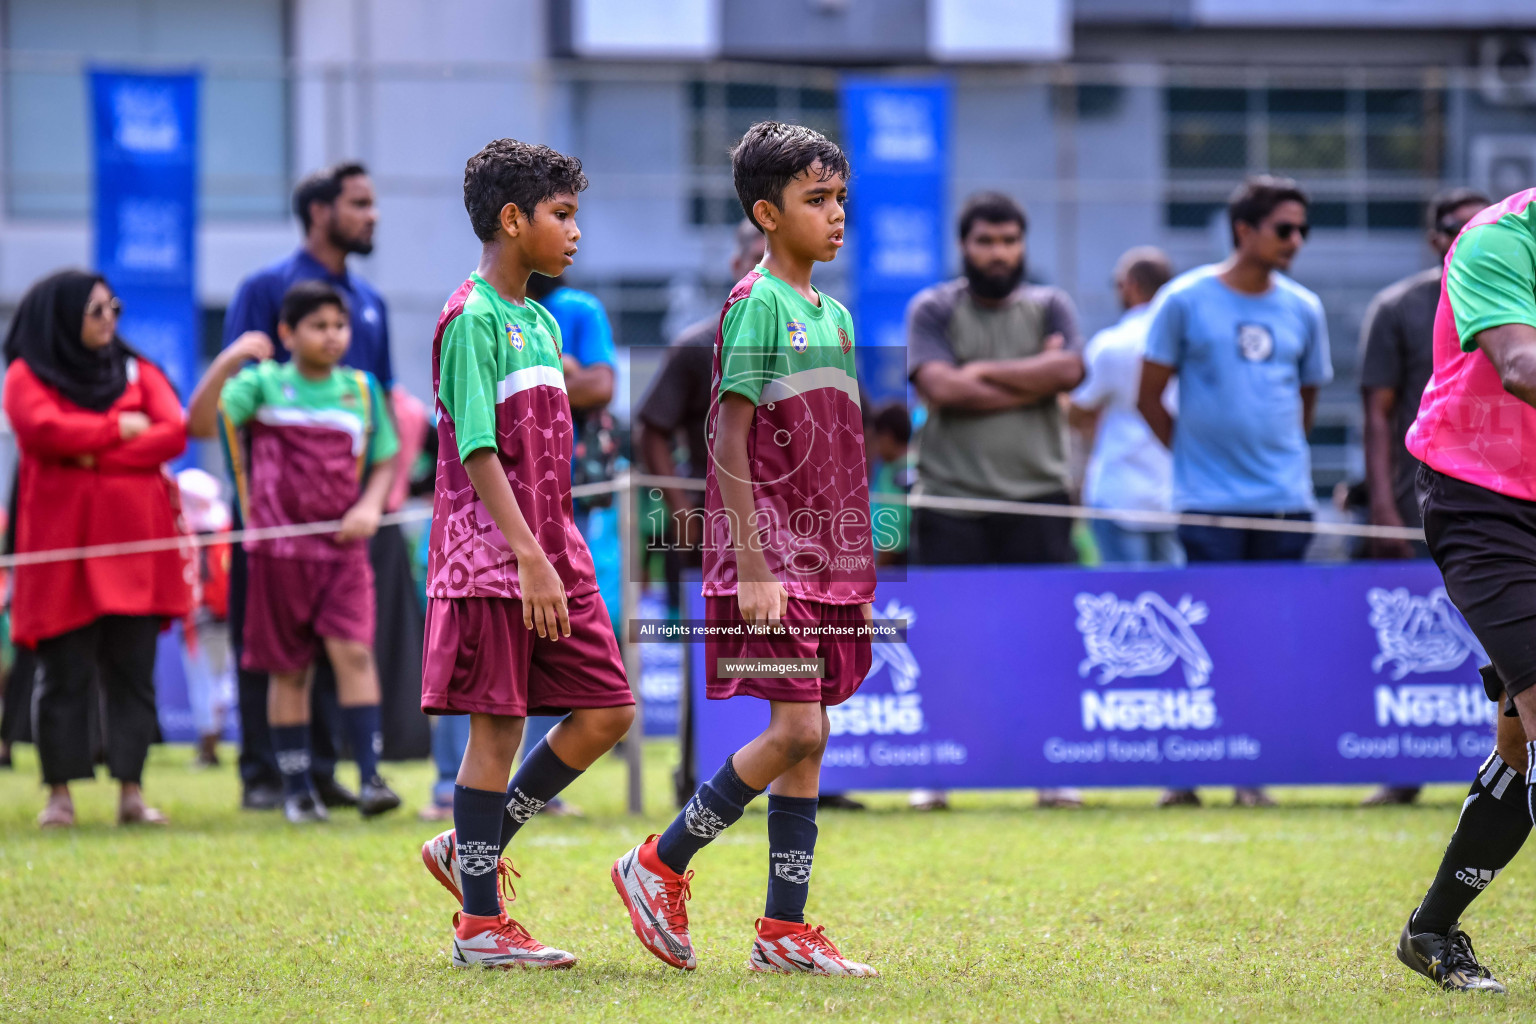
[{"x1": 3, "y1": 270, "x2": 140, "y2": 412}]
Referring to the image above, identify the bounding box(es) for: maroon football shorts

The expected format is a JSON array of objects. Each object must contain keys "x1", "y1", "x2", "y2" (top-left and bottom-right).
[
  {"x1": 242, "y1": 552, "x2": 375, "y2": 673},
  {"x1": 420, "y1": 587, "x2": 633, "y2": 717},
  {"x1": 704, "y1": 594, "x2": 871, "y2": 706}
]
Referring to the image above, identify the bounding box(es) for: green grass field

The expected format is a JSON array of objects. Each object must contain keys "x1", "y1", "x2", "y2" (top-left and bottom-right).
[{"x1": 1, "y1": 742, "x2": 1532, "y2": 1023}]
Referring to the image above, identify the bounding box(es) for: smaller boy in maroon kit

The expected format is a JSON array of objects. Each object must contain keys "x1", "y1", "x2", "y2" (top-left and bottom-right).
[
  {"x1": 188, "y1": 280, "x2": 402, "y2": 824},
  {"x1": 416, "y1": 139, "x2": 634, "y2": 970},
  {"x1": 613, "y1": 122, "x2": 878, "y2": 976}
]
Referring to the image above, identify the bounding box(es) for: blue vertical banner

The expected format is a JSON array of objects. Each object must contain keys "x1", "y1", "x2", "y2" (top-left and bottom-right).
[
  {"x1": 90, "y1": 69, "x2": 200, "y2": 399},
  {"x1": 839, "y1": 77, "x2": 949, "y2": 402}
]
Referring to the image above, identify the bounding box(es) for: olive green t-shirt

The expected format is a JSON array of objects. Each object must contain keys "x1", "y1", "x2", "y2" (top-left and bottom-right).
[{"x1": 906, "y1": 278, "x2": 1083, "y2": 502}]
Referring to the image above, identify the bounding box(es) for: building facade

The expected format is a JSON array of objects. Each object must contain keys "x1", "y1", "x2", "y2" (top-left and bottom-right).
[{"x1": 2, "y1": 0, "x2": 1534, "y2": 485}]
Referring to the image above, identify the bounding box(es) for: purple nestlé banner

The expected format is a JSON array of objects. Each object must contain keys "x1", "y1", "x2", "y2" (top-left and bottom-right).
[{"x1": 691, "y1": 562, "x2": 1495, "y2": 789}]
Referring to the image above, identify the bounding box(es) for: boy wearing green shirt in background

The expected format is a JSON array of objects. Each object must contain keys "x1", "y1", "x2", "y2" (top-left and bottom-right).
[{"x1": 188, "y1": 280, "x2": 401, "y2": 824}]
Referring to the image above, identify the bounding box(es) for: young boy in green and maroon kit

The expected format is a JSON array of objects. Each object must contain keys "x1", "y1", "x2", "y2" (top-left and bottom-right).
[
  {"x1": 416, "y1": 139, "x2": 634, "y2": 969},
  {"x1": 614, "y1": 121, "x2": 878, "y2": 976},
  {"x1": 187, "y1": 280, "x2": 401, "y2": 824}
]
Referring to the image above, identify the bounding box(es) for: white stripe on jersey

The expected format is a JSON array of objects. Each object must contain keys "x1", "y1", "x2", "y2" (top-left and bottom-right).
[
  {"x1": 253, "y1": 406, "x2": 366, "y2": 455},
  {"x1": 758, "y1": 365, "x2": 859, "y2": 407},
  {"x1": 496, "y1": 363, "x2": 567, "y2": 403}
]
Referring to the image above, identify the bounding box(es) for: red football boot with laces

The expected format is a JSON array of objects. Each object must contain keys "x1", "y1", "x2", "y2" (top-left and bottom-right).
[
  {"x1": 612, "y1": 834, "x2": 697, "y2": 970},
  {"x1": 450, "y1": 911, "x2": 576, "y2": 970},
  {"x1": 748, "y1": 918, "x2": 878, "y2": 976}
]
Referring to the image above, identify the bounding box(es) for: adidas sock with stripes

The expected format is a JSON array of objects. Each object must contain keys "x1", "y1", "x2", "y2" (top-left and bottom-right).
[{"x1": 1414, "y1": 751, "x2": 1530, "y2": 935}]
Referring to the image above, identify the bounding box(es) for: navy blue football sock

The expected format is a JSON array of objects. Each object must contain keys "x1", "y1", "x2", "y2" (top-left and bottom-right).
[
  {"x1": 341, "y1": 704, "x2": 382, "y2": 782},
  {"x1": 454, "y1": 784, "x2": 507, "y2": 918},
  {"x1": 499, "y1": 736, "x2": 583, "y2": 854},
  {"x1": 656, "y1": 755, "x2": 764, "y2": 874},
  {"x1": 765, "y1": 794, "x2": 819, "y2": 923},
  {"x1": 272, "y1": 724, "x2": 313, "y2": 799}
]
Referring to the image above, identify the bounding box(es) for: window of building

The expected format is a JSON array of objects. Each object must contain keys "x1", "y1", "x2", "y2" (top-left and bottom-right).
[
  {"x1": 687, "y1": 79, "x2": 839, "y2": 225},
  {"x1": 4, "y1": 0, "x2": 289, "y2": 219},
  {"x1": 1163, "y1": 84, "x2": 1444, "y2": 232}
]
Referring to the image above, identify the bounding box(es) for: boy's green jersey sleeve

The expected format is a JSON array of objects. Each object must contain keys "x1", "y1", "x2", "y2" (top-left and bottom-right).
[
  {"x1": 437, "y1": 311, "x2": 500, "y2": 460},
  {"x1": 218, "y1": 364, "x2": 265, "y2": 427},
  {"x1": 366, "y1": 372, "x2": 401, "y2": 466},
  {"x1": 717, "y1": 295, "x2": 780, "y2": 405},
  {"x1": 1448, "y1": 218, "x2": 1536, "y2": 351}
]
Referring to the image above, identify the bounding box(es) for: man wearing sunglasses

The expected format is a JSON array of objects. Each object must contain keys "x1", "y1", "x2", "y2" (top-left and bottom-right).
[
  {"x1": 1355, "y1": 188, "x2": 1490, "y2": 810},
  {"x1": 1138, "y1": 175, "x2": 1332, "y2": 809}
]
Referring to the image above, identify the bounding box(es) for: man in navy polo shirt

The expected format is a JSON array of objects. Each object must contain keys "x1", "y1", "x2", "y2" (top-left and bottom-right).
[{"x1": 220, "y1": 162, "x2": 398, "y2": 811}]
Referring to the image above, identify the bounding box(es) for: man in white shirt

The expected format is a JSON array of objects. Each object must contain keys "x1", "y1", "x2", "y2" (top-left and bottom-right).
[{"x1": 1071, "y1": 247, "x2": 1180, "y2": 565}]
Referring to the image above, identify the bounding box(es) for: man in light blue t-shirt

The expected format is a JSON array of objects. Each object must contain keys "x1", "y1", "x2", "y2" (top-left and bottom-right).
[
  {"x1": 1137, "y1": 175, "x2": 1332, "y2": 808},
  {"x1": 1139, "y1": 175, "x2": 1331, "y2": 555}
]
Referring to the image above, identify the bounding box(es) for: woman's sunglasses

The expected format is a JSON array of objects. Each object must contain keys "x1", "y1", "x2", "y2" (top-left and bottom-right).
[
  {"x1": 1271, "y1": 221, "x2": 1310, "y2": 242},
  {"x1": 85, "y1": 297, "x2": 123, "y2": 320}
]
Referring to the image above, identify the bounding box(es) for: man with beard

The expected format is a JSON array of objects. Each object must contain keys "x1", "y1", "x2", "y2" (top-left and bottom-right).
[
  {"x1": 217, "y1": 162, "x2": 402, "y2": 812},
  {"x1": 907, "y1": 192, "x2": 1085, "y2": 567},
  {"x1": 906, "y1": 191, "x2": 1085, "y2": 810}
]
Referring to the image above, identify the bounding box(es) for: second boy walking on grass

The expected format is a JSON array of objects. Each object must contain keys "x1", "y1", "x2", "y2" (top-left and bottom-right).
[
  {"x1": 188, "y1": 280, "x2": 401, "y2": 823},
  {"x1": 614, "y1": 121, "x2": 879, "y2": 976}
]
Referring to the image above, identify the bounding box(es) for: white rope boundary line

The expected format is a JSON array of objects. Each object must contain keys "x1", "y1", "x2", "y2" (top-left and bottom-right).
[
  {"x1": 0, "y1": 470, "x2": 1422, "y2": 570},
  {"x1": 630, "y1": 472, "x2": 1426, "y2": 542}
]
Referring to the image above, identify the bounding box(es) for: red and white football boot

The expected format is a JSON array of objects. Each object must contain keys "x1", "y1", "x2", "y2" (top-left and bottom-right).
[
  {"x1": 612, "y1": 834, "x2": 697, "y2": 970},
  {"x1": 747, "y1": 918, "x2": 878, "y2": 976},
  {"x1": 450, "y1": 911, "x2": 576, "y2": 970}
]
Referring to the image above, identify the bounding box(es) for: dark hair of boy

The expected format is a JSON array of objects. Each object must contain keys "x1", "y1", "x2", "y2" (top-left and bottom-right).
[
  {"x1": 463, "y1": 139, "x2": 589, "y2": 243},
  {"x1": 280, "y1": 280, "x2": 349, "y2": 330},
  {"x1": 872, "y1": 402, "x2": 912, "y2": 446},
  {"x1": 958, "y1": 191, "x2": 1027, "y2": 240},
  {"x1": 1428, "y1": 186, "x2": 1491, "y2": 233},
  {"x1": 292, "y1": 162, "x2": 369, "y2": 232},
  {"x1": 1227, "y1": 175, "x2": 1309, "y2": 248},
  {"x1": 731, "y1": 121, "x2": 850, "y2": 231}
]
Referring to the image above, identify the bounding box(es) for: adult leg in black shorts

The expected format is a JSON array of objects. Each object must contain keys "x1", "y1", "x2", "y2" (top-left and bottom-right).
[{"x1": 1396, "y1": 467, "x2": 1536, "y2": 992}]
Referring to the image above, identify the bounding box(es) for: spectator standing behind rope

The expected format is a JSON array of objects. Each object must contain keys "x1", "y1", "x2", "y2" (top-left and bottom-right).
[
  {"x1": 215, "y1": 161, "x2": 421, "y2": 812},
  {"x1": 1138, "y1": 176, "x2": 1333, "y2": 809},
  {"x1": 1355, "y1": 187, "x2": 1490, "y2": 809},
  {"x1": 1069, "y1": 247, "x2": 1181, "y2": 566},
  {"x1": 905, "y1": 192, "x2": 1086, "y2": 811},
  {"x1": 1, "y1": 270, "x2": 191, "y2": 828}
]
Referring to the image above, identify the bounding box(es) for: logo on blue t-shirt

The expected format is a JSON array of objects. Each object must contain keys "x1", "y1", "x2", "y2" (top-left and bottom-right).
[
  {"x1": 787, "y1": 320, "x2": 808, "y2": 353},
  {"x1": 506, "y1": 323, "x2": 525, "y2": 351},
  {"x1": 1237, "y1": 323, "x2": 1274, "y2": 362}
]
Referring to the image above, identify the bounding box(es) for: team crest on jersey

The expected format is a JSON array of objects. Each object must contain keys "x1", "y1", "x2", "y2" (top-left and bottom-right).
[
  {"x1": 282, "y1": 384, "x2": 297, "y2": 401},
  {"x1": 506, "y1": 322, "x2": 525, "y2": 351},
  {"x1": 787, "y1": 320, "x2": 809, "y2": 353},
  {"x1": 340, "y1": 390, "x2": 358, "y2": 406},
  {"x1": 838, "y1": 326, "x2": 851, "y2": 354}
]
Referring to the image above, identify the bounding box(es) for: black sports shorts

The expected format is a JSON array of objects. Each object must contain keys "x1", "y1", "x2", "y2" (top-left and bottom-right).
[{"x1": 1421, "y1": 464, "x2": 1536, "y2": 706}]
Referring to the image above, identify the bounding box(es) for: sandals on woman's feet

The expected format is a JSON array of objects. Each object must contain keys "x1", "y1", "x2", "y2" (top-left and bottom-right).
[
  {"x1": 117, "y1": 805, "x2": 169, "y2": 826},
  {"x1": 37, "y1": 803, "x2": 75, "y2": 828}
]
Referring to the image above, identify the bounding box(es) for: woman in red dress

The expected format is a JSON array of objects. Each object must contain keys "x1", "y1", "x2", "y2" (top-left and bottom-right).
[{"x1": 2, "y1": 270, "x2": 192, "y2": 827}]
